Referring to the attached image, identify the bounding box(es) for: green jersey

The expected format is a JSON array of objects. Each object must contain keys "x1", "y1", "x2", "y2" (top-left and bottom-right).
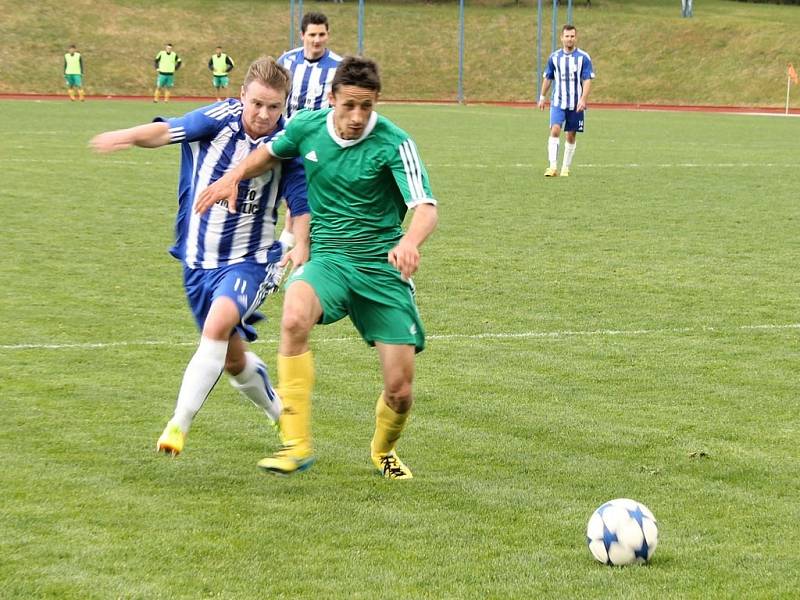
[
  {"x1": 64, "y1": 52, "x2": 82, "y2": 75},
  {"x1": 268, "y1": 108, "x2": 436, "y2": 261},
  {"x1": 155, "y1": 50, "x2": 180, "y2": 74}
]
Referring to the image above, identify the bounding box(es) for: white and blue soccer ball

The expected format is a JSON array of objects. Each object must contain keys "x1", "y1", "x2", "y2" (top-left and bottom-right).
[{"x1": 586, "y1": 498, "x2": 658, "y2": 566}]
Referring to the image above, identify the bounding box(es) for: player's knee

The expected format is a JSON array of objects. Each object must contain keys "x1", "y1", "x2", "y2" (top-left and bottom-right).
[
  {"x1": 280, "y1": 304, "x2": 314, "y2": 340},
  {"x1": 383, "y1": 379, "x2": 413, "y2": 412}
]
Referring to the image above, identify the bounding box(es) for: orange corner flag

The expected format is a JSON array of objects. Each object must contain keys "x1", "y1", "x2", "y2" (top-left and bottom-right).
[{"x1": 789, "y1": 63, "x2": 799, "y2": 85}]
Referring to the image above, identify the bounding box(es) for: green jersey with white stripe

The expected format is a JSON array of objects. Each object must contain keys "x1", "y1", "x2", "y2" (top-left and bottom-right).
[{"x1": 268, "y1": 108, "x2": 436, "y2": 261}]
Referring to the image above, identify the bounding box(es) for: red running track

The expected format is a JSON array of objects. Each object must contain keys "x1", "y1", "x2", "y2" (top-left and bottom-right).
[{"x1": 2, "y1": 92, "x2": 798, "y2": 115}]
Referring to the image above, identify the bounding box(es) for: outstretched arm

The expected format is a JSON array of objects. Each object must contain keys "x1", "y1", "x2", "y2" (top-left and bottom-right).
[
  {"x1": 89, "y1": 122, "x2": 171, "y2": 153},
  {"x1": 388, "y1": 203, "x2": 438, "y2": 279},
  {"x1": 194, "y1": 145, "x2": 279, "y2": 215}
]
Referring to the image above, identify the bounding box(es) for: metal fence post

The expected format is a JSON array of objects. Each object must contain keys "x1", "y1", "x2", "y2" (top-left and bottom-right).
[
  {"x1": 458, "y1": 0, "x2": 465, "y2": 103},
  {"x1": 358, "y1": 0, "x2": 365, "y2": 55},
  {"x1": 537, "y1": 0, "x2": 543, "y2": 99}
]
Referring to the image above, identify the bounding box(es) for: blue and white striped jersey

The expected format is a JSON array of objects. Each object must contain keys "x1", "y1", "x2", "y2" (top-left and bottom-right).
[
  {"x1": 544, "y1": 48, "x2": 595, "y2": 110},
  {"x1": 277, "y1": 47, "x2": 343, "y2": 118},
  {"x1": 155, "y1": 99, "x2": 309, "y2": 270}
]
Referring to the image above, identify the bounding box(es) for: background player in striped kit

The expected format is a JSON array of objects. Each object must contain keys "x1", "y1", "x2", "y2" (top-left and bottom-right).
[
  {"x1": 537, "y1": 25, "x2": 595, "y2": 177},
  {"x1": 278, "y1": 12, "x2": 343, "y2": 119},
  {"x1": 90, "y1": 57, "x2": 310, "y2": 457},
  {"x1": 277, "y1": 12, "x2": 343, "y2": 249},
  {"x1": 197, "y1": 56, "x2": 439, "y2": 480}
]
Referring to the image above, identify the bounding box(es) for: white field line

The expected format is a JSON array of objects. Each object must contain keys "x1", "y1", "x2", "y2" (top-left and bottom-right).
[
  {"x1": 8, "y1": 158, "x2": 800, "y2": 169},
  {"x1": 2, "y1": 323, "x2": 797, "y2": 351},
  {"x1": 426, "y1": 162, "x2": 800, "y2": 169},
  {"x1": 7, "y1": 157, "x2": 163, "y2": 166}
]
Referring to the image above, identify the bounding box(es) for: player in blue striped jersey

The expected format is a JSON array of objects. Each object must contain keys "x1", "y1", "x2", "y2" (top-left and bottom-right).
[
  {"x1": 277, "y1": 12, "x2": 343, "y2": 249},
  {"x1": 90, "y1": 57, "x2": 310, "y2": 457},
  {"x1": 278, "y1": 12, "x2": 343, "y2": 120},
  {"x1": 537, "y1": 25, "x2": 595, "y2": 177}
]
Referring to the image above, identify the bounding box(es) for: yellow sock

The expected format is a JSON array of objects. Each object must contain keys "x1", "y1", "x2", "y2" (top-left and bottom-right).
[
  {"x1": 153, "y1": 89, "x2": 159, "y2": 102},
  {"x1": 276, "y1": 351, "x2": 314, "y2": 453},
  {"x1": 370, "y1": 393, "x2": 410, "y2": 459},
  {"x1": 68, "y1": 89, "x2": 76, "y2": 101},
  {"x1": 164, "y1": 90, "x2": 171, "y2": 102},
  {"x1": 78, "y1": 88, "x2": 85, "y2": 101}
]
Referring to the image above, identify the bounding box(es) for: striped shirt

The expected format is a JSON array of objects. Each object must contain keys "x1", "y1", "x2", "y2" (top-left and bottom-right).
[
  {"x1": 277, "y1": 47, "x2": 343, "y2": 118},
  {"x1": 544, "y1": 48, "x2": 595, "y2": 110},
  {"x1": 155, "y1": 99, "x2": 309, "y2": 269}
]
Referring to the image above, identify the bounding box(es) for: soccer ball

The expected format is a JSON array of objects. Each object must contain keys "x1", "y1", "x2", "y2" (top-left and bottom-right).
[{"x1": 586, "y1": 498, "x2": 658, "y2": 565}]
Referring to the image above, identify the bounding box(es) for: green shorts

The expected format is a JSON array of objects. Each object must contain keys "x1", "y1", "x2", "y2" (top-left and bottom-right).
[
  {"x1": 212, "y1": 75, "x2": 229, "y2": 88},
  {"x1": 288, "y1": 254, "x2": 426, "y2": 352},
  {"x1": 64, "y1": 74, "x2": 82, "y2": 88},
  {"x1": 156, "y1": 73, "x2": 175, "y2": 88}
]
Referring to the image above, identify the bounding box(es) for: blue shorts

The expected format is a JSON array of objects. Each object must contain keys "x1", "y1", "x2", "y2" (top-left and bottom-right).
[
  {"x1": 550, "y1": 106, "x2": 585, "y2": 133},
  {"x1": 183, "y1": 257, "x2": 283, "y2": 342}
]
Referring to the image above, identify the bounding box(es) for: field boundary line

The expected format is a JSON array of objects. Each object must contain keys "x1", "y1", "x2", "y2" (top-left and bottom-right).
[
  {"x1": 2, "y1": 323, "x2": 797, "y2": 351},
  {"x1": 426, "y1": 162, "x2": 800, "y2": 169}
]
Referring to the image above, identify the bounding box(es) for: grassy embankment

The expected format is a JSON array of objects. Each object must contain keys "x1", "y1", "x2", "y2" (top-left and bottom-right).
[{"x1": 2, "y1": 0, "x2": 799, "y2": 106}]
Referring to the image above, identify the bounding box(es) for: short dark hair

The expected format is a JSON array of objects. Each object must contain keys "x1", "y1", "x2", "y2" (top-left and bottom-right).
[
  {"x1": 562, "y1": 24, "x2": 576, "y2": 34},
  {"x1": 301, "y1": 12, "x2": 329, "y2": 34},
  {"x1": 332, "y1": 56, "x2": 381, "y2": 94}
]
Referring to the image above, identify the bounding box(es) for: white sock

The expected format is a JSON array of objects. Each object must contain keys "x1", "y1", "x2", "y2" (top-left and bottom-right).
[
  {"x1": 548, "y1": 137, "x2": 560, "y2": 168},
  {"x1": 230, "y1": 352, "x2": 282, "y2": 422},
  {"x1": 563, "y1": 142, "x2": 577, "y2": 168},
  {"x1": 171, "y1": 337, "x2": 228, "y2": 432}
]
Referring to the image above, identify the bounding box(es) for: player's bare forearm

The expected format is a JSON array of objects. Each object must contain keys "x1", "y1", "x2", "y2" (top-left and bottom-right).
[
  {"x1": 90, "y1": 122, "x2": 170, "y2": 153},
  {"x1": 239, "y1": 145, "x2": 278, "y2": 180},
  {"x1": 577, "y1": 79, "x2": 592, "y2": 111},
  {"x1": 538, "y1": 80, "x2": 552, "y2": 110},
  {"x1": 388, "y1": 203, "x2": 438, "y2": 279},
  {"x1": 194, "y1": 146, "x2": 278, "y2": 215},
  {"x1": 403, "y1": 203, "x2": 438, "y2": 248},
  {"x1": 282, "y1": 213, "x2": 310, "y2": 269}
]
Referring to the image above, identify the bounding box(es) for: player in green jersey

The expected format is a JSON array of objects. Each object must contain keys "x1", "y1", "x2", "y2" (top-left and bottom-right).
[
  {"x1": 196, "y1": 56, "x2": 439, "y2": 479},
  {"x1": 153, "y1": 43, "x2": 182, "y2": 103},
  {"x1": 208, "y1": 46, "x2": 235, "y2": 101},
  {"x1": 63, "y1": 44, "x2": 84, "y2": 101}
]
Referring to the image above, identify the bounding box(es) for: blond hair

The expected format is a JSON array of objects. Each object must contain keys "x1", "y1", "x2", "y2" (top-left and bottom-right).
[{"x1": 243, "y1": 56, "x2": 291, "y2": 96}]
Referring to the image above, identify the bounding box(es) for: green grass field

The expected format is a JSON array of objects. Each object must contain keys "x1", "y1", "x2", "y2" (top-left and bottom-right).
[{"x1": 1, "y1": 99, "x2": 799, "y2": 598}]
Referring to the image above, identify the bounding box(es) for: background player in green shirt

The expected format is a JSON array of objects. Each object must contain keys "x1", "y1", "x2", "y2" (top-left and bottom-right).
[
  {"x1": 63, "y1": 44, "x2": 84, "y2": 101},
  {"x1": 208, "y1": 46, "x2": 235, "y2": 101},
  {"x1": 153, "y1": 43, "x2": 182, "y2": 103},
  {"x1": 196, "y1": 56, "x2": 439, "y2": 479}
]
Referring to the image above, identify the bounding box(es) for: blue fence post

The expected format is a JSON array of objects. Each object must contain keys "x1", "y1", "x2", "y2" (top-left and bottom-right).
[
  {"x1": 458, "y1": 0, "x2": 465, "y2": 104},
  {"x1": 567, "y1": 0, "x2": 573, "y2": 25},
  {"x1": 537, "y1": 0, "x2": 543, "y2": 99},
  {"x1": 551, "y1": 0, "x2": 558, "y2": 53},
  {"x1": 358, "y1": 0, "x2": 365, "y2": 55},
  {"x1": 289, "y1": 0, "x2": 295, "y2": 49}
]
